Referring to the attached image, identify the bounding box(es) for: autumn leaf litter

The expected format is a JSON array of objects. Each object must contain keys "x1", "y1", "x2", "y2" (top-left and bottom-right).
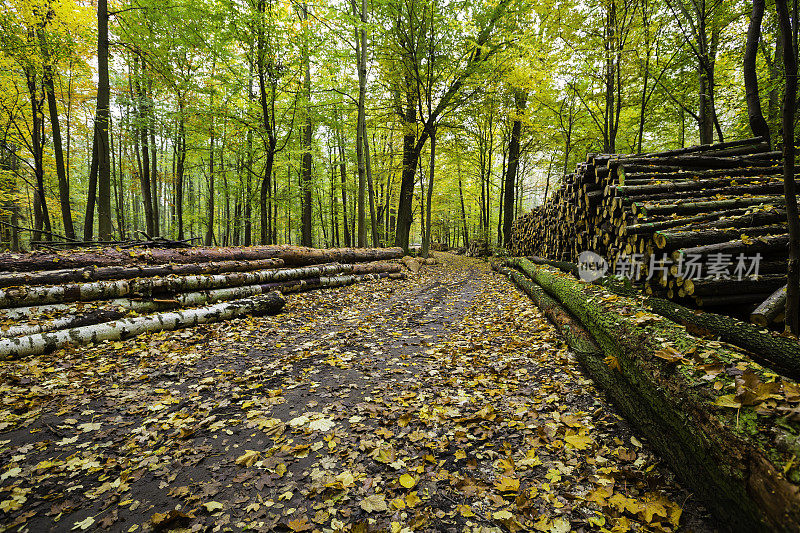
[{"x1": 0, "y1": 253, "x2": 713, "y2": 532}]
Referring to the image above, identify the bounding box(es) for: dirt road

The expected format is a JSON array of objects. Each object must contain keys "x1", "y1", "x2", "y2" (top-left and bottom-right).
[{"x1": 0, "y1": 254, "x2": 714, "y2": 532}]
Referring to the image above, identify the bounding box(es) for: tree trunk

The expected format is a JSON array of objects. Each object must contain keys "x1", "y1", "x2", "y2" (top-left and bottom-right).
[
  {"x1": 506, "y1": 258, "x2": 800, "y2": 531},
  {"x1": 503, "y1": 90, "x2": 525, "y2": 246},
  {"x1": 96, "y1": 0, "x2": 113, "y2": 240},
  {"x1": 0, "y1": 245, "x2": 403, "y2": 271},
  {"x1": 300, "y1": 1, "x2": 313, "y2": 247},
  {"x1": 422, "y1": 127, "x2": 436, "y2": 257},
  {"x1": 43, "y1": 65, "x2": 75, "y2": 240},
  {"x1": 776, "y1": 0, "x2": 800, "y2": 333},
  {"x1": 0, "y1": 293, "x2": 285, "y2": 360},
  {"x1": 494, "y1": 262, "x2": 600, "y2": 355},
  {"x1": 745, "y1": 0, "x2": 771, "y2": 144}
]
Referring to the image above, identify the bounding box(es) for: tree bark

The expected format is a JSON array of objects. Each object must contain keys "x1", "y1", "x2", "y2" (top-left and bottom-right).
[
  {"x1": 422, "y1": 126, "x2": 436, "y2": 257},
  {"x1": 745, "y1": 0, "x2": 771, "y2": 144},
  {"x1": 43, "y1": 65, "x2": 75, "y2": 241},
  {"x1": 96, "y1": 0, "x2": 113, "y2": 240},
  {"x1": 776, "y1": 0, "x2": 800, "y2": 334},
  {"x1": 503, "y1": 90, "x2": 525, "y2": 246},
  {"x1": 0, "y1": 293, "x2": 285, "y2": 360}
]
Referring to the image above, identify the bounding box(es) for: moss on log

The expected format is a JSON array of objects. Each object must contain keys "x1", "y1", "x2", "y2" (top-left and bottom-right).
[{"x1": 507, "y1": 257, "x2": 800, "y2": 532}]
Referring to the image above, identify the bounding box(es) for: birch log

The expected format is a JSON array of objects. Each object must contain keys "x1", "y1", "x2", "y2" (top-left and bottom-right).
[
  {"x1": 0, "y1": 292, "x2": 285, "y2": 360},
  {"x1": 0, "y1": 271, "x2": 404, "y2": 337},
  {"x1": 0, "y1": 258, "x2": 285, "y2": 288},
  {"x1": 0, "y1": 245, "x2": 404, "y2": 272},
  {"x1": 0, "y1": 262, "x2": 351, "y2": 308}
]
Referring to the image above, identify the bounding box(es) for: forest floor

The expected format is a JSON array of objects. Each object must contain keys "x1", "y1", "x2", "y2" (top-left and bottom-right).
[{"x1": 0, "y1": 253, "x2": 716, "y2": 533}]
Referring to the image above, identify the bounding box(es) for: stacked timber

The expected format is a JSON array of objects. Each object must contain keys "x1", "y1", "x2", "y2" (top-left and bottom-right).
[
  {"x1": 0, "y1": 245, "x2": 405, "y2": 358},
  {"x1": 509, "y1": 137, "x2": 794, "y2": 323}
]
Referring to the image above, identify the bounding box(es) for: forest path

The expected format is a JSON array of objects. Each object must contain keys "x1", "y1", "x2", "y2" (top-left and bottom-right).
[{"x1": 0, "y1": 254, "x2": 713, "y2": 532}]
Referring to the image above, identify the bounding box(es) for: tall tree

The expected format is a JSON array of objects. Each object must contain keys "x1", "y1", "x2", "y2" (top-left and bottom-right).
[
  {"x1": 502, "y1": 89, "x2": 525, "y2": 246},
  {"x1": 96, "y1": 0, "x2": 112, "y2": 240},
  {"x1": 775, "y1": 0, "x2": 800, "y2": 334},
  {"x1": 299, "y1": 1, "x2": 313, "y2": 247},
  {"x1": 745, "y1": 0, "x2": 770, "y2": 144}
]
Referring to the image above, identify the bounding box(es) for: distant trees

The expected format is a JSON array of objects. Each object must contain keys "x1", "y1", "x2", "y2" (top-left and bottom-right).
[{"x1": 0, "y1": 0, "x2": 796, "y2": 257}]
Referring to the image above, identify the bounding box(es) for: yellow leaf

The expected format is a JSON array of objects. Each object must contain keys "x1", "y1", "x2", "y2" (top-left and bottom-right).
[
  {"x1": 235, "y1": 450, "x2": 259, "y2": 467},
  {"x1": 564, "y1": 433, "x2": 592, "y2": 450},
  {"x1": 360, "y1": 494, "x2": 387, "y2": 513},
  {"x1": 203, "y1": 501, "x2": 223, "y2": 512},
  {"x1": 713, "y1": 394, "x2": 743, "y2": 409},
  {"x1": 458, "y1": 504, "x2": 474, "y2": 517},
  {"x1": 493, "y1": 509, "x2": 513, "y2": 520},
  {"x1": 399, "y1": 473, "x2": 416, "y2": 489},
  {"x1": 454, "y1": 449, "x2": 466, "y2": 460},
  {"x1": 605, "y1": 355, "x2": 621, "y2": 371},
  {"x1": 72, "y1": 516, "x2": 95, "y2": 530},
  {"x1": 494, "y1": 476, "x2": 520, "y2": 492},
  {"x1": 405, "y1": 491, "x2": 421, "y2": 507},
  {"x1": 390, "y1": 497, "x2": 406, "y2": 510}
]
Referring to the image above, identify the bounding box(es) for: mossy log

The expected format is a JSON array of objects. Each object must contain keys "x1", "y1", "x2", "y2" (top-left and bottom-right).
[
  {"x1": 0, "y1": 292, "x2": 286, "y2": 360},
  {"x1": 506, "y1": 257, "x2": 800, "y2": 531}
]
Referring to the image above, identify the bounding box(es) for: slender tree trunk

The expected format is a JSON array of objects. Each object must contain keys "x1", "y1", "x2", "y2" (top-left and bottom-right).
[
  {"x1": 43, "y1": 65, "x2": 75, "y2": 240},
  {"x1": 84, "y1": 124, "x2": 98, "y2": 240},
  {"x1": 205, "y1": 106, "x2": 215, "y2": 246},
  {"x1": 176, "y1": 98, "x2": 186, "y2": 240},
  {"x1": 148, "y1": 79, "x2": 159, "y2": 237},
  {"x1": 422, "y1": 126, "x2": 436, "y2": 257},
  {"x1": 365, "y1": 126, "x2": 379, "y2": 247},
  {"x1": 503, "y1": 90, "x2": 525, "y2": 246},
  {"x1": 337, "y1": 127, "x2": 351, "y2": 247},
  {"x1": 776, "y1": 0, "x2": 800, "y2": 334},
  {"x1": 134, "y1": 57, "x2": 154, "y2": 236},
  {"x1": 300, "y1": 1, "x2": 313, "y2": 247},
  {"x1": 745, "y1": 0, "x2": 771, "y2": 144},
  {"x1": 96, "y1": 0, "x2": 112, "y2": 240}
]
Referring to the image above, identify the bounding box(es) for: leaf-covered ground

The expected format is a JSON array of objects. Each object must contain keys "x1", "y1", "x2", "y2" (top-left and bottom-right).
[{"x1": 0, "y1": 254, "x2": 715, "y2": 532}]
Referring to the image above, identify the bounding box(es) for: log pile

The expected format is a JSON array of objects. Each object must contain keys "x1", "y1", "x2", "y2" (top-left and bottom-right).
[
  {"x1": 0, "y1": 245, "x2": 405, "y2": 359},
  {"x1": 509, "y1": 137, "x2": 793, "y2": 322}
]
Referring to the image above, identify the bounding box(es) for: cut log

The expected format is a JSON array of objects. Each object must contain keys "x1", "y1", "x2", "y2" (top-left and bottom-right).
[
  {"x1": 0, "y1": 245, "x2": 404, "y2": 272},
  {"x1": 751, "y1": 285, "x2": 788, "y2": 327},
  {"x1": 654, "y1": 224, "x2": 786, "y2": 251},
  {"x1": 505, "y1": 257, "x2": 800, "y2": 531},
  {"x1": 672, "y1": 234, "x2": 789, "y2": 261},
  {"x1": 493, "y1": 262, "x2": 600, "y2": 355},
  {"x1": 524, "y1": 256, "x2": 580, "y2": 278},
  {"x1": 0, "y1": 292, "x2": 286, "y2": 360},
  {"x1": 0, "y1": 263, "x2": 353, "y2": 308},
  {"x1": 635, "y1": 196, "x2": 784, "y2": 217},
  {"x1": 0, "y1": 258, "x2": 285, "y2": 289}
]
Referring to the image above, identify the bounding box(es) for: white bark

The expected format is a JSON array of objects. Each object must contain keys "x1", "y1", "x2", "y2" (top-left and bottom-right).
[
  {"x1": 0, "y1": 263, "x2": 350, "y2": 308},
  {"x1": 0, "y1": 292, "x2": 285, "y2": 360}
]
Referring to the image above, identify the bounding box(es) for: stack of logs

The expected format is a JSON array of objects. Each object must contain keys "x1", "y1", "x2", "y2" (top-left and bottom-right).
[
  {"x1": 509, "y1": 137, "x2": 793, "y2": 325},
  {"x1": 0, "y1": 245, "x2": 405, "y2": 358}
]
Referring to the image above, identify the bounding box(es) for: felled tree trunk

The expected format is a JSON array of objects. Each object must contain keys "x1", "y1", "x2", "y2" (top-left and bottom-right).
[
  {"x1": 0, "y1": 258, "x2": 285, "y2": 289},
  {"x1": 0, "y1": 292, "x2": 285, "y2": 360},
  {"x1": 0, "y1": 263, "x2": 352, "y2": 308},
  {"x1": 751, "y1": 285, "x2": 787, "y2": 327},
  {"x1": 506, "y1": 257, "x2": 800, "y2": 531},
  {"x1": 0, "y1": 245, "x2": 404, "y2": 272}
]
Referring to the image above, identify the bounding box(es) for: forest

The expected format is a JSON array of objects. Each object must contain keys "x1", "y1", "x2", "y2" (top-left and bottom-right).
[{"x1": 0, "y1": 0, "x2": 788, "y2": 256}]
